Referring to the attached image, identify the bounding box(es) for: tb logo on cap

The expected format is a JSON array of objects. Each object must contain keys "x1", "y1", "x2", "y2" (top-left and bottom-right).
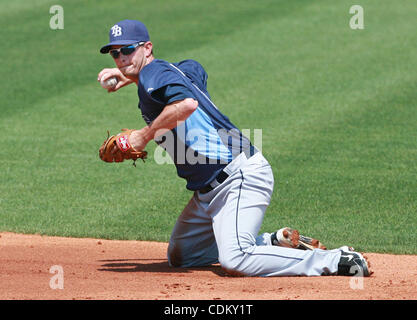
[{"x1": 111, "y1": 25, "x2": 122, "y2": 37}]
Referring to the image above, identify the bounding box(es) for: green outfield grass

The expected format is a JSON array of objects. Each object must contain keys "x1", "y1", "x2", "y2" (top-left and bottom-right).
[{"x1": 1, "y1": 0, "x2": 416, "y2": 254}]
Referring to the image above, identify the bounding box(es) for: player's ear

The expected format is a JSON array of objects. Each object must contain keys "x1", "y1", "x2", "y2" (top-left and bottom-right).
[{"x1": 144, "y1": 41, "x2": 153, "y2": 58}]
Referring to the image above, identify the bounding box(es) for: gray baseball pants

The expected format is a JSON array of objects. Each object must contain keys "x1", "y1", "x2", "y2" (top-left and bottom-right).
[{"x1": 167, "y1": 151, "x2": 342, "y2": 276}]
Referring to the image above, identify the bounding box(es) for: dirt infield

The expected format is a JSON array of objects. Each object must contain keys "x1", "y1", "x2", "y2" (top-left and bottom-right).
[{"x1": 0, "y1": 232, "x2": 415, "y2": 300}]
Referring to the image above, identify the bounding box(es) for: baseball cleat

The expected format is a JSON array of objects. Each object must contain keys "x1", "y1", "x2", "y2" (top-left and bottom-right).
[
  {"x1": 298, "y1": 234, "x2": 327, "y2": 250},
  {"x1": 271, "y1": 227, "x2": 327, "y2": 250},
  {"x1": 337, "y1": 247, "x2": 372, "y2": 277}
]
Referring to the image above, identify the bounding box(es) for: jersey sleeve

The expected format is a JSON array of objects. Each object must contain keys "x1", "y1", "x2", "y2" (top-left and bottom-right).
[
  {"x1": 139, "y1": 61, "x2": 188, "y2": 103},
  {"x1": 151, "y1": 84, "x2": 196, "y2": 105}
]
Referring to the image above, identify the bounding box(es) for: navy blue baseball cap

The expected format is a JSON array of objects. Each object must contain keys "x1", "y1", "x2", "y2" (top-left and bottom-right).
[{"x1": 100, "y1": 20, "x2": 150, "y2": 54}]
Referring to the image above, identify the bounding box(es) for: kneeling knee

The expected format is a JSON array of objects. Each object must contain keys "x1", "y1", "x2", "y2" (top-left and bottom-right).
[
  {"x1": 218, "y1": 253, "x2": 247, "y2": 277},
  {"x1": 167, "y1": 243, "x2": 183, "y2": 267}
]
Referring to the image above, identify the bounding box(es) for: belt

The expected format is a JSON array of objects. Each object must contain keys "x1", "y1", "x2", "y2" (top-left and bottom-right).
[
  {"x1": 199, "y1": 170, "x2": 229, "y2": 194},
  {"x1": 199, "y1": 146, "x2": 258, "y2": 194}
]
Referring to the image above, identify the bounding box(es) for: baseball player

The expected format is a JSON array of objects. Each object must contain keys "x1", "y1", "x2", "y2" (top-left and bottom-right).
[{"x1": 97, "y1": 20, "x2": 371, "y2": 277}]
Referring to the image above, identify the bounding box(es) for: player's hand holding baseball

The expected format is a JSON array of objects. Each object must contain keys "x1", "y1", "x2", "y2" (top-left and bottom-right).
[{"x1": 97, "y1": 68, "x2": 133, "y2": 92}]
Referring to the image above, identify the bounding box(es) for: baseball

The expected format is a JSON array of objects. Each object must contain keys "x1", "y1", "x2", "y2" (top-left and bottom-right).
[{"x1": 100, "y1": 76, "x2": 118, "y2": 89}]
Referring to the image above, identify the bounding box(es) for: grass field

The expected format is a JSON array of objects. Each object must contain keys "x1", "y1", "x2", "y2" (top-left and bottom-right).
[{"x1": 1, "y1": 0, "x2": 416, "y2": 254}]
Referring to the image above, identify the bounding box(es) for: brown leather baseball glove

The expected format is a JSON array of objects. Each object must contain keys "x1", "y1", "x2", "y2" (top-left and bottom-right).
[{"x1": 99, "y1": 129, "x2": 147, "y2": 166}]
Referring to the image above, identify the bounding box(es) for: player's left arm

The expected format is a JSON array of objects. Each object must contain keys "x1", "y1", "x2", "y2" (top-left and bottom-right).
[{"x1": 129, "y1": 97, "x2": 198, "y2": 151}]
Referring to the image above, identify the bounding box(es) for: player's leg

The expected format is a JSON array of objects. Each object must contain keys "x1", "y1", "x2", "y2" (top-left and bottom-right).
[
  {"x1": 167, "y1": 193, "x2": 218, "y2": 267},
  {"x1": 209, "y1": 153, "x2": 341, "y2": 276}
]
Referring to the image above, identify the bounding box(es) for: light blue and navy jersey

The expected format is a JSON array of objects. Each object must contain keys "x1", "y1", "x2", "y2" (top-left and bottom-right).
[{"x1": 138, "y1": 59, "x2": 252, "y2": 191}]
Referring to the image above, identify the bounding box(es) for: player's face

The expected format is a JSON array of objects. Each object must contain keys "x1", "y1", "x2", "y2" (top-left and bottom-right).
[{"x1": 111, "y1": 42, "x2": 152, "y2": 79}]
